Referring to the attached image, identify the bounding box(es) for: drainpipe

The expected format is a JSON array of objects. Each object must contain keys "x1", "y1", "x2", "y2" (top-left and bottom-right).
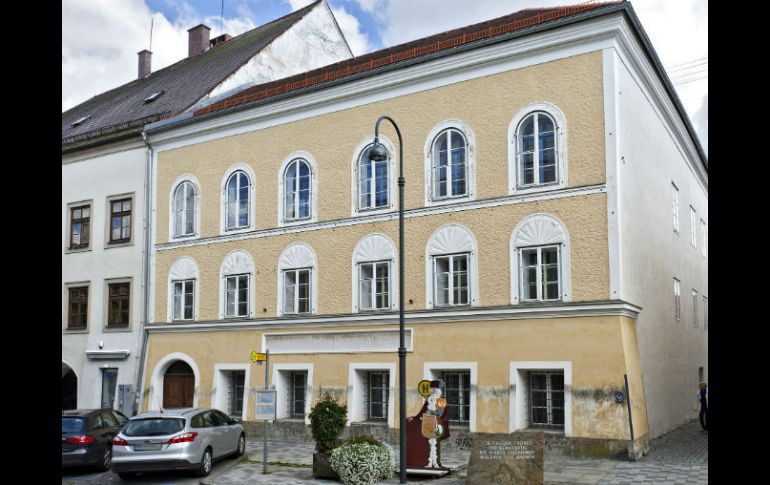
[{"x1": 134, "y1": 129, "x2": 153, "y2": 416}]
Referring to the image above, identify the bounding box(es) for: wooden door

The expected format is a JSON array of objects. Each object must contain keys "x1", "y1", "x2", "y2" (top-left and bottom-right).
[{"x1": 163, "y1": 362, "x2": 194, "y2": 408}]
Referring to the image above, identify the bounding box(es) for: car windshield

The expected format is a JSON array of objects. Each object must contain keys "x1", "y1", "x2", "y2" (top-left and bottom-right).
[
  {"x1": 62, "y1": 417, "x2": 86, "y2": 434},
  {"x1": 123, "y1": 418, "x2": 185, "y2": 437}
]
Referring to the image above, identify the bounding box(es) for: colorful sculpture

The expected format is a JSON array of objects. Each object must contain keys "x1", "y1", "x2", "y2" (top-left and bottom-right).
[{"x1": 406, "y1": 379, "x2": 451, "y2": 470}]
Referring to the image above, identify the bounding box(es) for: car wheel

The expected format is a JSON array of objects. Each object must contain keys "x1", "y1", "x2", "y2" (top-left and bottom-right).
[
  {"x1": 117, "y1": 472, "x2": 136, "y2": 480},
  {"x1": 95, "y1": 445, "x2": 112, "y2": 472},
  {"x1": 195, "y1": 448, "x2": 213, "y2": 477},
  {"x1": 234, "y1": 434, "x2": 246, "y2": 458}
]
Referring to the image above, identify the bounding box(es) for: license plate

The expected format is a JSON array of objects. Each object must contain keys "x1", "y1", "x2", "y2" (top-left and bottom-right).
[{"x1": 134, "y1": 443, "x2": 162, "y2": 451}]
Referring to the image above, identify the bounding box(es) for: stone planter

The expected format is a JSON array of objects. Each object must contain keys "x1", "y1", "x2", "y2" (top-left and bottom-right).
[{"x1": 313, "y1": 452, "x2": 340, "y2": 480}]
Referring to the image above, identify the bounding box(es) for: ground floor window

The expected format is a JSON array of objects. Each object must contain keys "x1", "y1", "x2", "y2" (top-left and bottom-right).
[
  {"x1": 442, "y1": 371, "x2": 471, "y2": 425},
  {"x1": 366, "y1": 371, "x2": 389, "y2": 421},
  {"x1": 101, "y1": 368, "x2": 118, "y2": 409},
  {"x1": 225, "y1": 370, "x2": 245, "y2": 417},
  {"x1": 529, "y1": 371, "x2": 564, "y2": 430},
  {"x1": 289, "y1": 371, "x2": 307, "y2": 418}
]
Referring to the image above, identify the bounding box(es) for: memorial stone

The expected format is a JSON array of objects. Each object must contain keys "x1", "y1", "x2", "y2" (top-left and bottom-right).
[{"x1": 466, "y1": 431, "x2": 544, "y2": 485}]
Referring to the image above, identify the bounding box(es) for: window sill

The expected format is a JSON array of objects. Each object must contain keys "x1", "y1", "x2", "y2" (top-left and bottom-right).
[
  {"x1": 65, "y1": 246, "x2": 92, "y2": 254},
  {"x1": 509, "y1": 183, "x2": 564, "y2": 197},
  {"x1": 171, "y1": 233, "x2": 199, "y2": 242},
  {"x1": 522, "y1": 427, "x2": 565, "y2": 435},
  {"x1": 63, "y1": 327, "x2": 89, "y2": 334},
  {"x1": 351, "y1": 421, "x2": 388, "y2": 426},
  {"x1": 353, "y1": 206, "x2": 396, "y2": 217},
  {"x1": 103, "y1": 325, "x2": 132, "y2": 333},
  {"x1": 425, "y1": 195, "x2": 474, "y2": 208},
  {"x1": 105, "y1": 241, "x2": 134, "y2": 249}
]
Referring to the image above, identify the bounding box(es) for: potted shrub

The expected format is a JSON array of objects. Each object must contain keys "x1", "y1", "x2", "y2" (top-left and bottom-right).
[
  {"x1": 330, "y1": 435, "x2": 395, "y2": 485},
  {"x1": 310, "y1": 392, "x2": 347, "y2": 479}
]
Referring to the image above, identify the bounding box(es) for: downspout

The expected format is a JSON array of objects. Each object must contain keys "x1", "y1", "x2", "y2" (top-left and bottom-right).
[{"x1": 134, "y1": 129, "x2": 153, "y2": 415}]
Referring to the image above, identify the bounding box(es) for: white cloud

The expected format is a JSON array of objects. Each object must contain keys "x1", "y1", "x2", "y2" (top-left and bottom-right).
[{"x1": 331, "y1": 6, "x2": 371, "y2": 55}]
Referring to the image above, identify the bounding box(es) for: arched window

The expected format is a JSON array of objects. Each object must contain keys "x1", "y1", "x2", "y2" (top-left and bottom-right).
[
  {"x1": 508, "y1": 103, "x2": 567, "y2": 193},
  {"x1": 358, "y1": 145, "x2": 390, "y2": 211},
  {"x1": 220, "y1": 251, "x2": 255, "y2": 319},
  {"x1": 278, "y1": 243, "x2": 317, "y2": 316},
  {"x1": 510, "y1": 214, "x2": 571, "y2": 304},
  {"x1": 224, "y1": 170, "x2": 251, "y2": 230},
  {"x1": 431, "y1": 129, "x2": 467, "y2": 199},
  {"x1": 283, "y1": 158, "x2": 312, "y2": 222},
  {"x1": 352, "y1": 234, "x2": 396, "y2": 312},
  {"x1": 425, "y1": 224, "x2": 478, "y2": 308},
  {"x1": 173, "y1": 180, "x2": 198, "y2": 237}
]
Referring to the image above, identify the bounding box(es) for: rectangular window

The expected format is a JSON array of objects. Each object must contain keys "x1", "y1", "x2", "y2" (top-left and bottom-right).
[
  {"x1": 68, "y1": 286, "x2": 88, "y2": 329},
  {"x1": 673, "y1": 278, "x2": 681, "y2": 321},
  {"x1": 107, "y1": 282, "x2": 130, "y2": 327},
  {"x1": 283, "y1": 269, "x2": 311, "y2": 314},
  {"x1": 367, "y1": 371, "x2": 389, "y2": 421},
  {"x1": 101, "y1": 368, "x2": 119, "y2": 409},
  {"x1": 289, "y1": 371, "x2": 307, "y2": 418},
  {"x1": 520, "y1": 245, "x2": 560, "y2": 301},
  {"x1": 689, "y1": 206, "x2": 697, "y2": 247},
  {"x1": 172, "y1": 280, "x2": 194, "y2": 320},
  {"x1": 225, "y1": 274, "x2": 249, "y2": 318},
  {"x1": 434, "y1": 253, "x2": 469, "y2": 307},
  {"x1": 359, "y1": 261, "x2": 390, "y2": 311},
  {"x1": 226, "y1": 370, "x2": 245, "y2": 417},
  {"x1": 672, "y1": 183, "x2": 679, "y2": 233},
  {"x1": 703, "y1": 296, "x2": 708, "y2": 330},
  {"x1": 529, "y1": 371, "x2": 564, "y2": 430},
  {"x1": 692, "y1": 289, "x2": 698, "y2": 327},
  {"x1": 109, "y1": 198, "x2": 132, "y2": 243},
  {"x1": 700, "y1": 219, "x2": 707, "y2": 257},
  {"x1": 442, "y1": 371, "x2": 471, "y2": 425},
  {"x1": 70, "y1": 205, "x2": 90, "y2": 249}
]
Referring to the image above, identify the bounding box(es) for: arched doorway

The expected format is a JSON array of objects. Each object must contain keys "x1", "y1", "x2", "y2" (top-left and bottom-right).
[
  {"x1": 62, "y1": 363, "x2": 77, "y2": 410},
  {"x1": 163, "y1": 361, "x2": 194, "y2": 408}
]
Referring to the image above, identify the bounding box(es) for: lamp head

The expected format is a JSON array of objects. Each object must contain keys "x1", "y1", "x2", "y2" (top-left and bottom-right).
[{"x1": 369, "y1": 140, "x2": 389, "y2": 161}]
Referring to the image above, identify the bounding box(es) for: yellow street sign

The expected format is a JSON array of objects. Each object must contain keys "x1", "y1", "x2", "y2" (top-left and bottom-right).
[
  {"x1": 418, "y1": 379, "x2": 432, "y2": 397},
  {"x1": 250, "y1": 351, "x2": 267, "y2": 363}
]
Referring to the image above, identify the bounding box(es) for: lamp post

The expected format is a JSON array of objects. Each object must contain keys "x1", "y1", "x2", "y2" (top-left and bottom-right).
[{"x1": 369, "y1": 116, "x2": 406, "y2": 484}]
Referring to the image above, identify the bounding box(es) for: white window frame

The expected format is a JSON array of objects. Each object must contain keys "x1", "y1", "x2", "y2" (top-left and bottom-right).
[
  {"x1": 673, "y1": 278, "x2": 681, "y2": 321},
  {"x1": 357, "y1": 261, "x2": 391, "y2": 311},
  {"x1": 272, "y1": 363, "x2": 313, "y2": 424},
  {"x1": 220, "y1": 164, "x2": 255, "y2": 235},
  {"x1": 692, "y1": 289, "x2": 698, "y2": 327},
  {"x1": 278, "y1": 151, "x2": 318, "y2": 227},
  {"x1": 169, "y1": 174, "x2": 201, "y2": 241},
  {"x1": 423, "y1": 362, "x2": 477, "y2": 432},
  {"x1": 224, "y1": 274, "x2": 250, "y2": 318},
  {"x1": 703, "y1": 296, "x2": 708, "y2": 330},
  {"x1": 347, "y1": 363, "x2": 396, "y2": 426},
  {"x1": 508, "y1": 103, "x2": 567, "y2": 195},
  {"x1": 509, "y1": 361, "x2": 572, "y2": 436},
  {"x1": 277, "y1": 243, "x2": 317, "y2": 316},
  {"x1": 351, "y1": 136, "x2": 396, "y2": 216},
  {"x1": 352, "y1": 234, "x2": 397, "y2": 313},
  {"x1": 171, "y1": 279, "x2": 195, "y2": 321},
  {"x1": 424, "y1": 120, "x2": 476, "y2": 206},
  {"x1": 700, "y1": 218, "x2": 707, "y2": 258},
  {"x1": 281, "y1": 268, "x2": 312, "y2": 315},
  {"x1": 518, "y1": 245, "x2": 562, "y2": 302},
  {"x1": 510, "y1": 213, "x2": 571, "y2": 304},
  {"x1": 689, "y1": 206, "x2": 697, "y2": 248},
  {"x1": 433, "y1": 253, "x2": 471, "y2": 307},
  {"x1": 425, "y1": 224, "x2": 478, "y2": 308},
  {"x1": 212, "y1": 363, "x2": 251, "y2": 421},
  {"x1": 167, "y1": 256, "x2": 199, "y2": 322},
  {"x1": 672, "y1": 183, "x2": 679, "y2": 234},
  {"x1": 219, "y1": 250, "x2": 255, "y2": 319}
]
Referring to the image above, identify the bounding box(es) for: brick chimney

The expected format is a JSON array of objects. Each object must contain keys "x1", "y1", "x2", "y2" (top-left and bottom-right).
[
  {"x1": 188, "y1": 24, "x2": 211, "y2": 57},
  {"x1": 137, "y1": 50, "x2": 152, "y2": 79}
]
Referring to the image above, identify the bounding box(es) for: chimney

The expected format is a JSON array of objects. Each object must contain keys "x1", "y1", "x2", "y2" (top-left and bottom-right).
[
  {"x1": 210, "y1": 33, "x2": 232, "y2": 48},
  {"x1": 137, "y1": 50, "x2": 152, "y2": 79},
  {"x1": 188, "y1": 24, "x2": 211, "y2": 57}
]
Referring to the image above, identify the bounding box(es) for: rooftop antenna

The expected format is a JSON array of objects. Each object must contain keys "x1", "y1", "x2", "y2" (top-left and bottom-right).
[
  {"x1": 149, "y1": 16, "x2": 154, "y2": 52},
  {"x1": 220, "y1": 0, "x2": 224, "y2": 36}
]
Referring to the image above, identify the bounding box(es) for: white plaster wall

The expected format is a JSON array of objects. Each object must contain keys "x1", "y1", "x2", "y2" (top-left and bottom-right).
[
  {"x1": 62, "y1": 145, "x2": 147, "y2": 412},
  {"x1": 207, "y1": 3, "x2": 352, "y2": 99},
  {"x1": 611, "y1": 50, "x2": 708, "y2": 438}
]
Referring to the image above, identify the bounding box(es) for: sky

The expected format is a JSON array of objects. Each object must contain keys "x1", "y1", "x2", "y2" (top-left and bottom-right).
[{"x1": 62, "y1": 0, "x2": 707, "y2": 154}]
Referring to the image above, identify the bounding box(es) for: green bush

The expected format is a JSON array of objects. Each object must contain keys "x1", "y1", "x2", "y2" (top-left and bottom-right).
[
  {"x1": 309, "y1": 392, "x2": 347, "y2": 454},
  {"x1": 330, "y1": 437, "x2": 394, "y2": 485}
]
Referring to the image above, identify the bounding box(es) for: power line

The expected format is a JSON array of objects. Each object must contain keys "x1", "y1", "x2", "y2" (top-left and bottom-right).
[{"x1": 665, "y1": 56, "x2": 708, "y2": 70}]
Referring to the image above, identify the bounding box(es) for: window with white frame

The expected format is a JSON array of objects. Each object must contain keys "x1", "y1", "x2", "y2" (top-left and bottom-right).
[
  {"x1": 689, "y1": 206, "x2": 697, "y2": 247},
  {"x1": 225, "y1": 370, "x2": 245, "y2": 417},
  {"x1": 703, "y1": 296, "x2": 708, "y2": 330},
  {"x1": 519, "y1": 245, "x2": 561, "y2": 302},
  {"x1": 358, "y1": 144, "x2": 390, "y2": 210},
  {"x1": 431, "y1": 128, "x2": 468, "y2": 199},
  {"x1": 517, "y1": 112, "x2": 558, "y2": 188},
  {"x1": 366, "y1": 371, "x2": 389, "y2": 421},
  {"x1": 692, "y1": 289, "x2": 698, "y2": 327},
  {"x1": 434, "y1": 253, "x2": 470, "y2": 307},
  {"x1": 283, "y1": 158, "x2": 312, "y2": 222},
  {"x1": 225, "y1": 170, "x2": 251, "y2": 230},
  {"x1": 289, "y1": 371, "x2": 307, "y2": 418},
  {"x1": 173, "y1": 181, "x2": 198, "y2": 237},
  {"x1": 358, "y1": 261, "x2": 390, "y2": 311},
  {"x1": 442, "y1": 371, "x2": 471, "y2": 425},
  {"x1": 673, "y1": 278, "x2": 681, "y2": 320},
  {"x1": 529, "y1": 371, "x2": 565, "y2": 430},
  {"x1": 700, "y1": 219, "x2": 707, "y2": 257},
  {"x1": 172, "y1": 280, "x2": 194, "y2": 321},
  {"x1": 282, "y1": 269, "x2": 311, "y2": 315},
  {"x1": 220, "y1": 251, "x2": 254, "y2": 319},
  {"x1": 224, "y1": 274, "x2": 249, "y2": 318},
  {"x1": 672, "y1": 183, "x2": 679, "y2": 233}
]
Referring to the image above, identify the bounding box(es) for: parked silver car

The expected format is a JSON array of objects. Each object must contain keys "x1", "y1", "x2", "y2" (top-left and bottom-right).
[{"x1": 111, "y1": 408, "x2": 245, "y2": 480}]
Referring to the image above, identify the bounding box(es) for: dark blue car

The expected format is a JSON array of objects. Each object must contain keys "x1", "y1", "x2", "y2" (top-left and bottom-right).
[{"x1": 62, "y1": 409, "x2": 129, "y2": 471}]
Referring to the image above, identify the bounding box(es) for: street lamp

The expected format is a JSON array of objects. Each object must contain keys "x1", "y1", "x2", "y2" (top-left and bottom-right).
[{"x1": 370, "y1": 115, "x2": 406, "y2": 484}]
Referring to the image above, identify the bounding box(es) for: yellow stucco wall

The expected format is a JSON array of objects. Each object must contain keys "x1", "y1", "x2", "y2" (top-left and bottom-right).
[
  {"x1": 620, "y1": 315, "x2": 649, "y2": 438},
  {"x1": 143, "y1": 315, "x2": 636, "y2": 439}
]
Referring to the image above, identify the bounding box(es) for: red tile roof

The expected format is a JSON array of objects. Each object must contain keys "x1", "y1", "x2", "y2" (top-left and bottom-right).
[{"x1": 194, "y1": 1, "x2": 623, "y2": 117}]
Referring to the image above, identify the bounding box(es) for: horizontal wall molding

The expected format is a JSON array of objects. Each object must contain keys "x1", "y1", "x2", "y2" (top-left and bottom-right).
[
  {"x1": 146, "y1": 300, "x2": 641, "y2": 334},
  {"x1": 85, "y1": 350, "x2": 131, "y2": 360},
  {"x1": 156, "y1": 184, "x2": 606, "y2": 251},
  {"x1": 262, "y1": 328, "x2": 413, "y2": 354}
]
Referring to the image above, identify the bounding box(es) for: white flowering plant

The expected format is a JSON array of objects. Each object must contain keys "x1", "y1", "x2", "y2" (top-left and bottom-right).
[{"x1": 329, "y1": 436, "x2": 395, "y2": 485}]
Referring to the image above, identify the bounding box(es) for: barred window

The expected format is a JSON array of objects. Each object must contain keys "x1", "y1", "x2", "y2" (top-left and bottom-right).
[
  {"x1": 442, "y1": 371, "x2": 471, "y2": 425},
  {"x1": 289, "y1": 371, "x2": 307, "y2": 418},
  {"x1": 529, "y1": 371, "x2": 564, "y2": 430},
  {"x1": 367, "y1": 371, "x2": 389, "y2": 421}
]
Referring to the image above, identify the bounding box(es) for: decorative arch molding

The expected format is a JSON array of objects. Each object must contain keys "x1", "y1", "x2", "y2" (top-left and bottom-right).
[
  {"x1": 277, "y1": 242, "x2": 318, "y2": 316},
  {"x1": 167, "y1": 257, "x2": 200, "y2": 321},
  {"x1": 277, "y1": 151, "x2": 318, "y2": 227},
  {"x1": 148, "y1": 352, "x2": 201, "y2": 411},
  {"x1": 351, "y1": 234, "x2": 398, "y2": 312},
  {"x1": 221, "y1": 250, "x2": 255, "y2": 276},
  {"x1": 424, "y1": 224, "x2": 479, "y2": 308},
  {"x1": 351, "y1": 135, "x2": 397, "y2": 217},
  {"x1": 168, "y1": 174, "x2": 201, "y2": 242},
  {"x1": 510, "y1": 213, "x2": 572, "y2": 304},
  {"x1": 169, "y1": 256, "x2": 199, "y2": 280},
  {"x1": 507, "y1": 102, "x2": 568, "y2": 194},
  {"x1": 424, "y1": 119, "x2": 477, "y2": 206},
  {"x1": 220, "y1": 163, "x2": 256, "y2": 235}
]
